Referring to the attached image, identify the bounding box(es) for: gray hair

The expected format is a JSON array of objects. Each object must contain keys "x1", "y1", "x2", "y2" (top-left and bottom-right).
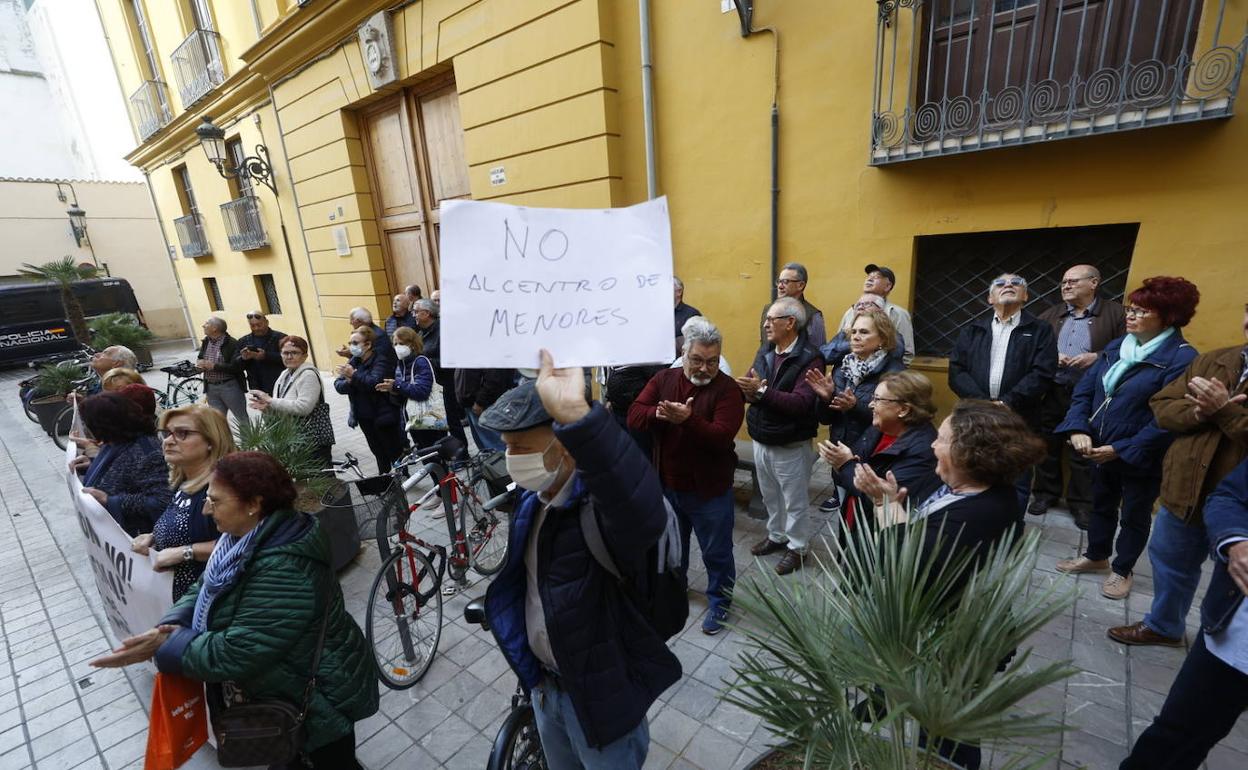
[
  {"x1": 349, "y1": 307, "x2": 373, "y2": 325},
  {"x1": 781, "y1": 262, "x2": 809, "y2": 282},
  {"x1": 673, "y1": 276, "x2": 684, "y2": 291},
  {"x1": 205, "y1": 316, "x2": 227, "y2": 333},
  {"x1": 855, "y1": 294, "x2": 885, "y2": 309},
  {"x1": 681, "y1": 316, "x2": 722, "y2": 354},
  {"x1": 770, "y1": 296, "x2": 807, "y2": 329},
  {"x1": 104, "y1": 345, "x2": 137, "y2": 369},
  {"x1": 414, "y1": 298, "x2": 439, "y2": 317}
]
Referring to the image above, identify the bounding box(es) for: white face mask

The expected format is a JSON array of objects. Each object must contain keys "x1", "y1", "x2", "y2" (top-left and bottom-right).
[
  {"x1": 348, "y1": 343, "x2": 364, "y2": 358},
  {"x1": 394, "y1": 344, "x2": 412, "y2": 360},
  {"x1": 505, "y1": 438, "x2": 562, "y2": 493}
]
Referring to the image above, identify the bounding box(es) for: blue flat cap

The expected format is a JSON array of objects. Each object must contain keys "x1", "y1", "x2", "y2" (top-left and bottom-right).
[{"x1": 479, "y1": 378, "x2": 552, "y2": 433}]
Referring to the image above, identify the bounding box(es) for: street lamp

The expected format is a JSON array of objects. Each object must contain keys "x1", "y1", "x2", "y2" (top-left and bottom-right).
[
  {"x1": 196, "y1": 115, "x2": 278, "y2": 196},
  {"x1": 67, "y1": 204, "x2": 88, "y2": 247}
]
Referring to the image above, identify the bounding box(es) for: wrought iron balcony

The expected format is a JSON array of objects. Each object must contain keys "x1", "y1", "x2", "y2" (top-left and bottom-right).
[
  {"x1": 871, "y1": 0, "x2": 1247, "y2": 164},
  {"x1": 220, "y1": 195, "x2": 269, "y2": 252},
  {"x1": 170, "y1": 28, "x2": 224, "y2": 108},
  {"x1": 128, "y1": 80, "x2": 171, "y2": 141},
  {"x1": 174, "y1": 213, "x2": 211, "y2": 258}
]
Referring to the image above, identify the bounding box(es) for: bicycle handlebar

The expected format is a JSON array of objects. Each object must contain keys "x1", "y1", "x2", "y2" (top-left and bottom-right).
[
  {"x1": 483, "y1": 483, "x2": 517, "y2": 512},
  {"x1": 401, "y1": 465, "x2": 434, "y2": 492}
]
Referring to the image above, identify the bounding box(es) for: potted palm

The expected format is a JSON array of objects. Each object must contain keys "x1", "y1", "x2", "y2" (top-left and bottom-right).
[
  {"x1": 28, "y1": 360, "x2": 88, "y2": 435},
  {"x1": 727, "y1": 521, "x2": 1077, "y2": 770},
  {"x1": 18, "y1": 257, "x2": 99, "y2": 345},
  {"x1": 88, "y1": 312, "x2": 157, "y2": 367}
]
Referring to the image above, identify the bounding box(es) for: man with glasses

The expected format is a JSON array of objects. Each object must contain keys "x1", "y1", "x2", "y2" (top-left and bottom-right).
[
  {"x1": 949, "y1": 274, "x2": 1058, "y2": 507},
  {"x1": 759, "y1": 262, "x2": 826, "y2": 349},
  {"x1": 1033, "y1": 265, "x2": 1126, "y2": 525},
  {"x1": 629, "y1": 316, "x2": 744, "y2": 634},
  {"x1": 196, "y1": 317, "x2": 249, "y2": 427},
  {"x1": 739, "y1": 297, "x2": 826, "y2": 575},
  {"x1": 233, "y1": 310, "x2": 287, "y2": 395},
  {"x1": 836, "y1": 264, "x2": 915, "y2": 364}
]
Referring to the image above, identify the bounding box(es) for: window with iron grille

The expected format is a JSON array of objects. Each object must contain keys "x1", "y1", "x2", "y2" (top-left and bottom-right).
[
  {"x1": 226, "y1": 138, "x2": 253, "y2": 198},
  {"x1": 256, "y1": 274, "x2": 281, "y2": 315},
  {"x1": 912, "y1": 223, "x2": 1138, "y2": 357},
  {"x1": 204, "y1": 277, "x2": 223, "y2": 312}
]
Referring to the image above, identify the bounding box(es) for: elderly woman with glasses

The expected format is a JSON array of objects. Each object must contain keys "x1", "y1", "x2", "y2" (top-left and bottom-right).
[
  {"x1": 131, "y1": 404, "x2": 237, "y2": 600},
  {"x1": 249, "y1": 335, "x2": 334, "y2": 468},
  {"x1": 1054, "y1": 276, "x2": 1201, "y2": 600}
]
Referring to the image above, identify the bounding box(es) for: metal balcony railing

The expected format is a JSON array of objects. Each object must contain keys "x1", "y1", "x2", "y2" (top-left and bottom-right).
[
  {"x1": 220, "y1": 195, "x2": 269, "y2": 251},
  {"x1": 871, "y1": 0, "x2": 1247, "y2": 164},
  {"x1": 128, "y1": 80, "x2": 171, "y2": 141},
  {"x1": 174, "y1": 213, "x2": 211, "y2": 258},
  {"x1": 170, "y1": 28, "x2": 225, "y2": 108}
]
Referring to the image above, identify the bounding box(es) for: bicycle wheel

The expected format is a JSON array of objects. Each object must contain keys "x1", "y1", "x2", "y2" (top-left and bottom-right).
[
  {"x1": 169, "y1": 378, "x2": 203, "y2": 408},
  {"x1": 489, "y1": 703, "x2": 546, "y2": 770},
  {"x1": 366, "y1": 544, "x2": 442, "y2": 689},
  {"x1": 461, "y1": 479, "x2": 509, "y2": 576},
  {"x1": 51, "y1": 406, "x2": 75, "y2": 451},
  {"x1": 21, "y1": 393, "x2": 39, "y2": 423}
]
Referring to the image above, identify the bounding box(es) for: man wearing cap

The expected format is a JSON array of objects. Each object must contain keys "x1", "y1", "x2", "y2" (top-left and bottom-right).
[
  {"x1": 479, "y1": 351, "x2": 680, "y2": 767},
  {"x1": 759, "y1": 262, "x2": 827, "y2": 349},
  {"x1": 233, "y1": 311, "x2": 287, "y2": 395},
  {"x1": 837, "y1": 265, "x2": 915, "y2": 365}
]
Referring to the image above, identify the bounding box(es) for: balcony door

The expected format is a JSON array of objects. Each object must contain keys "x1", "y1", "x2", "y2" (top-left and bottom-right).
[{"x1": 360, "y1": 76, "x2": 470, "y2": 297}]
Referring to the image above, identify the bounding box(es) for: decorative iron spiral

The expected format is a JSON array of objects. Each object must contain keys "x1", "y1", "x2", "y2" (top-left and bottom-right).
[
  {"x1": 1029, "y1": 79, "x2": 1062, "y2": 117},
  {"x1": 990, "y1": 86, "x2": 1024, "y2": 123},
  {"x1": 944, "y1": 95, "x2": 977, "y2": 135},
  {"x1": 872, "y1": 111, "x2": 904, "y2": 147},
  {"x1": 912, "y1": 102, "x2": 942, "y2": 141},
  {"x1": 1083, "y1": 67, "x2": 1121, "y2": 111},
  {"x1": 1190, "y1": 47, "x2": 1238, "y2": 96},
  {"x1": 1126, "y1": 59, "x2": 1169, "y2": 105}
]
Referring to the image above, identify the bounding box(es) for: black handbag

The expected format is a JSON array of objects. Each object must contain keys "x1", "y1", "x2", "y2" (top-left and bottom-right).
[
  {"x1": 210, "y1": 586, "x2": 332, "y2": 768},
  {"x1": 279, "y1": 370, "x2": 334, "y2": 448}
]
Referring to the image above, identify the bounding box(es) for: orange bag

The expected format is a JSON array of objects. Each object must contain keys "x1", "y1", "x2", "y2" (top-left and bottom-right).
[{"x1": 145, "y1": 672, "x2": 209, "y2": 770}]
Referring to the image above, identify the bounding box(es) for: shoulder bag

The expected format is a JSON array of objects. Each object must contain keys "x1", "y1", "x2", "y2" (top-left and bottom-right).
[
  {"x1": 406, "y1": 356, "x2": 449, "y2": 431},
  {"x1": 279, "y1": 370, "x2": 334, "y2": 447},
  {"x1": 210, "y1": 578, "x2": 333, "y2": 767}
]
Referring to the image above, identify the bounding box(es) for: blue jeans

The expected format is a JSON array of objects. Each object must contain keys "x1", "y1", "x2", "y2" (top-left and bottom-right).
[
  {"x1": 466, "y1": 410, "x2": 506, "y2": 452},
  {"x1": 1143, "y1": 506, "x2": 1208, "y2": 639},
  {"x1": 531, "y1": 679, "x2": 649, "y2": 770},
  {"x1": 666, "y1": 489, "x2": 736, "y2": 614}
]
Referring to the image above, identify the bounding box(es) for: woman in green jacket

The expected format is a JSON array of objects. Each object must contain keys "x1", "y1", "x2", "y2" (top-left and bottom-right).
[{"x1": 92, "y1": 451, "x2": 379, "y2": 769}]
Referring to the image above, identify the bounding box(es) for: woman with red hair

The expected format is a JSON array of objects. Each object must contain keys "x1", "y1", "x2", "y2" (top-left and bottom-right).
[{"x1": 1054, "y1": 276, "x2": 1201, "y2": 599}]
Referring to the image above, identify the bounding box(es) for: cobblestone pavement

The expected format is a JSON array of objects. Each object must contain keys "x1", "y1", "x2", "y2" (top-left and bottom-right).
[{"x1": 1, "y1": 340, "x2": 1246, "y2": 769}]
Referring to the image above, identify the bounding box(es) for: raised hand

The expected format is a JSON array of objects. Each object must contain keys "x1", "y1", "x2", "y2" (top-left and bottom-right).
[
  {"x1": 535, "y1": 349, "x2": 589, "y2": 424},
  {"x1": 805, "y1": 368, "x2": 835, "y2": 402}
]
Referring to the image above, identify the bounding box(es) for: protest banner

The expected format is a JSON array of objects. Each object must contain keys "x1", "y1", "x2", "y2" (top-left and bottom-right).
[
  {"x1": 439, "y1": 197, "x2": 676, "y2": 369},
  {"x1": 65, "y1": 438, "x2": 174, "y2": 641}
]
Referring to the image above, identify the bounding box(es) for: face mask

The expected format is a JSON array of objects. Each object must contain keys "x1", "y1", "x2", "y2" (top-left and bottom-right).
[
  {"x1": 348, "y1": 343, "x2": 364, "y2": 357},
  {"x1": 394, "y1": 344, "x2": 412, "y2": 360},
  {"x1": 506, "y1": 438, "x2": 562, "y2": 493}
]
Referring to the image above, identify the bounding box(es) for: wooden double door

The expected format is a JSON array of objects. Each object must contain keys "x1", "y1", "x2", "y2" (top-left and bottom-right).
[{"x1": 360, "y1": 76, "x2": 470, "y2": 297}]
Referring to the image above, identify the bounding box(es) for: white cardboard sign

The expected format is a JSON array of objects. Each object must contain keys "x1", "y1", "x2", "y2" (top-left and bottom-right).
[
  {"x1": 438, "y1": 197, "x2": 676, "y2": 369},
  {"x1": 65, "y1": 440, "x2": 174, "y2": 641}
]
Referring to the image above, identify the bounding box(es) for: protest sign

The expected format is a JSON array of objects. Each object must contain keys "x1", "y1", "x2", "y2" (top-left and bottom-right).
[
  {"x1": 439, "y1": 197, "x2": 676, "y2": 369},
  {"x1": 65, "y1": 439, "x2": 174, "y2": 640}
]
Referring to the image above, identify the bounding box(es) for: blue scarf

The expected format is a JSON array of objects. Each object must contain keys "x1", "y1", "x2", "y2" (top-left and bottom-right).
[
  {"x1": 1102, "y1": 327, "x2": 1175, "y2": 397},
  {"x1": 192, "y1": 525, "x2": 261, "y2": 632},
  {"x1": 82, "y1": 443, "x2": 121, "y2": 488}
]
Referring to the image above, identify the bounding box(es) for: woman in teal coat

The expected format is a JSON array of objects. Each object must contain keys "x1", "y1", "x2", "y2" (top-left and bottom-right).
[{"x1": 92, "y1": 451, "x2": 379, "y2": 769}]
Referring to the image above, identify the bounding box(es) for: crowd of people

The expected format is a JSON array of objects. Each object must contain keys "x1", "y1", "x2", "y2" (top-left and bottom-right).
[{"x1": 61, "y1": 269, "x2": 1248, "y2": 770}]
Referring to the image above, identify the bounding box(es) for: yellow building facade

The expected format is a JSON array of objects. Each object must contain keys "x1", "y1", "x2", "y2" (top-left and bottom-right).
[{"x1": 97, "y1": 0, "x2": 1247, "y2": 409}]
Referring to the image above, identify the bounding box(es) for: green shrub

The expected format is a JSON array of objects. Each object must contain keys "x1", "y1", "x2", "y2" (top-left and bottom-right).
[
  {"x1": 88, "y1": 312, "x2": 156, "y2": 353},
  {"x1": 234, "y1": 412, "x2": 331, "y2": 510},
  {"x1": 32, "y1": 361, "x2": 90, "y2": 398}
]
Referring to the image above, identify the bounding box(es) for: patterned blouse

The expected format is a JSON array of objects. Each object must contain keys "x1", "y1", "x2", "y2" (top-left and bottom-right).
[{"x1": 152, "y1": 488, "x2": 219, "y2": 601}]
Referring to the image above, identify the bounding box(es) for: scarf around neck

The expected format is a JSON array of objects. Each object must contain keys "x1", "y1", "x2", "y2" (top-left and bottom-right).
[
  {"x1": 1102, "y1": 327, "x2": 1175, "y2": 397},
  {"x1": 192, "y1": 525, "x2": 261, "y2": 632},
  {"x1": 841, "y1": 348, "x2": 888, "y2": 388}
]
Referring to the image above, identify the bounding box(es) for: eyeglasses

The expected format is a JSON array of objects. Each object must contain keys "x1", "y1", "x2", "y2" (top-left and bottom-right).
[
  {"x1": 869, "y1": 396, "x2": 905, "y2": 405},
  {"x1": 775, "y1": 278, "x2": 804, "y2": 286},
  {"x1": 158, "y1": 427, "x2": 203, "y2": 442},
  {"x1": 1059, "y1": 277, "x2": 1093, "y2": 286},
  {"x1": 280, "y1": 349, "x2": 303, "y2": 357},
  {"x1": 686, "y1": 356, "x2": 719, "y2": 369},
  {"x1": 992, "y1": 278, "x2": 1026, "y2": 288},
  {"x1": 1124, "y1": 306, "x2": 1155, "y2": 318},
  {"x1": 763, "y1": 315, "x2": 794, "y2": 324},
  {"x1": 246, "y1": 314, "x2": 265, "y2": 320}
]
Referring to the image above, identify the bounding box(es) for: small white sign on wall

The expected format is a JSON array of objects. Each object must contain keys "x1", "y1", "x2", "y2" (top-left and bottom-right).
[
  {"x1": 333, "y1": 225, "x2": 351, "y2": 256},
  {"x1": 489, "y1": 166, "x2": 506, "y2": 186},
  {"x1": 439, "y1": 197, "x2": 676, "y2": 369}
]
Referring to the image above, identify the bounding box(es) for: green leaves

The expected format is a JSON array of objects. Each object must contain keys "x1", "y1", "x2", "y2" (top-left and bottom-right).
[
  {"x1": 725, "y1": 517, "x2": 1075, "y2": 769},
  {"x1": 17, "y1": 256, "x2": 99, "y2": 286},
  {"x1": 88, "y1": 312, "x2": 156, "y2": 353},
  {"x1": 234, "y1": 412, "x2": 331, "y2": 509},
  {"x1": 33, "y1": 360, "x2": 90, "y2": 397}
]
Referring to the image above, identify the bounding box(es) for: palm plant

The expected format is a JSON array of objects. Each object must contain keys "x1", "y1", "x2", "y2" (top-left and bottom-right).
[
  {"x1": 88, "y1": 312, "x2": 156, "y2": 354},
  {"x1": 32, "y1": 360, "x2": 90, "y2": 398},
  {"x1": 18, "y1": 257, "x2": 99, "y2": 344},
  {"x1": 234, "y1": 412, "x2": 332, "y2": 511},
  {"x1": 726, "y1": 518, "x2": 1077, "y2": 770}
]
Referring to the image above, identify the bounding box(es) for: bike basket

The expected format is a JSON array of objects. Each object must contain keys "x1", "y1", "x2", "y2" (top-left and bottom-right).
[
  {"x1": 320, "y1": 475, "x2": 409, "y2": 539},
  {"x1": 479, "y1": 451, "x2": 511, "y2": 497}
]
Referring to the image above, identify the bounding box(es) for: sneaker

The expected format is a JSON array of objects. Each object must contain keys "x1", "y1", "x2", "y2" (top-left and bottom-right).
[
  {"x1": 424, "y1": 495, "x2": 445, "y2": 516},
  {"x1": 702, "y1": 608, "x2": 728, "y2": 635},
  {"x1": 1101, "y1": 572, "x2": 1133, "y2": 600},
  {"x1": 818, "y1": 497, "x2": 841, "y2": 514},
  {"x1": 1055, "y1": 556, "x2": 1110, "y2": 574}
]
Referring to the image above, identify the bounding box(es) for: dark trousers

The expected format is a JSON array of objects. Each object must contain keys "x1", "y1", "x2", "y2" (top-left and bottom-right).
[
  {"x1": 359, "y1": 418, "x2": 406, "y2": 475},
  {"x1": 1033, "y1": 382, "x2": 1093, "y2": 510},
  {"x1": 1121, "y1": 634, "x2": 1248, "y2": 770},
  {"x1": 273, "y1": 728, "x2": 362, "y2": 770},
  {"x1": 1084, "y1": 462, "x2": 1161, "y2": 576},
  {"x1": 437, "y1": 372, "x2": 469, "y2": 449},
  {"x1": 666, "y1": 488, "x2": 736, "y2": 614}
]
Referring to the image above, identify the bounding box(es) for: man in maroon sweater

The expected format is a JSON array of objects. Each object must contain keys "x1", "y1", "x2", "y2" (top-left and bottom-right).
[{"x1": 629, "y1": 316, "x2": 745, "y2": 635}]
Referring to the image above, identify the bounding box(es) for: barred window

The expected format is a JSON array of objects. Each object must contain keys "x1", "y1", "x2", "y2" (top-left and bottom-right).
[
  {"x1": 256, "y1": 274, "x2": 281, "y2": 315},
  {"x1": 912, "y1": 223, "x2": 1137, "y2": 357},
  {"x1": 204, "y1": 277, "x2": 223, "y2": 312}
]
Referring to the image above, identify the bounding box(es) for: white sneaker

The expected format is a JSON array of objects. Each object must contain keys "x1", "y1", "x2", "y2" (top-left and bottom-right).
[{"x1": 1101, "y1": 572, "x2": 1133, "y2": 600}]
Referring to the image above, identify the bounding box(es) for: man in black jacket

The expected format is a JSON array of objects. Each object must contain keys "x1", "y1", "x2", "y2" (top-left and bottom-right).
[
  {"x1": 455, "y1": 367, "x2": 515, "y2": 452},
  {"x1": 480, "y1": 352, "x2": 680, "y2": 768},
  {"x1": 196, "y1": 317, "x2": 248, "y2": 427},
  {"x1": 414, "y1": 298, "x2": 468, "y2": 448},
  {"x1": 738, "y1": 297, "x2": 825, "y2": 575},
  {"x1": 948, "y1": 273, "x2": 1058, "y2": 508},
  {"x1": 234, "y1": 310, "x2": 287, "y2": 395}
]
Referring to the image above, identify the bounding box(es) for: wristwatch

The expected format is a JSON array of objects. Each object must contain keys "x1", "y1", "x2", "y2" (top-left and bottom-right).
[{"x1": 182, "y1": 545, "x2": 194, "y2": 563}]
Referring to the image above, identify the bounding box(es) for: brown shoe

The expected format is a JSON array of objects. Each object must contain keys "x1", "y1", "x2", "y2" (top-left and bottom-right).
[
  {"x1": 1055, "y1": 556, "x2": 1110, "y2": 574},
  {"x1": 751, "y1": 538, "x2": 787, "y2": 557},
  {"x1": 1101, "y1": 572, "x2": 1133, "y2": 600},
  {"x1": 1107, "y1": 621, "x2": 1182, "y2": 647},
  {"x1": 775, "y1": 550, "x2": 805, "y2": 575}
]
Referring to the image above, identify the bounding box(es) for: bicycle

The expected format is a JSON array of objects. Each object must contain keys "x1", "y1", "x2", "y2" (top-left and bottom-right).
[
  {"x1": 153, "y1": 360, "x2": 204, "y2": 409},
  {"x1": 464, "y1": 597, "x2": 547, "y2": 770}
]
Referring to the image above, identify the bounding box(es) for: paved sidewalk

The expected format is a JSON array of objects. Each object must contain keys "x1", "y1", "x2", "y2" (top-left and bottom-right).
[{"x1": 0, "y1": 339, "x2": 1245, "y2": 768}]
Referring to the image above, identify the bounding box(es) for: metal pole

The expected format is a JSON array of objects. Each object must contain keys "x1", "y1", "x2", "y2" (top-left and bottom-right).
[{"x1": 639, "y1": 0, "x2": 657, "y2": 199}]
